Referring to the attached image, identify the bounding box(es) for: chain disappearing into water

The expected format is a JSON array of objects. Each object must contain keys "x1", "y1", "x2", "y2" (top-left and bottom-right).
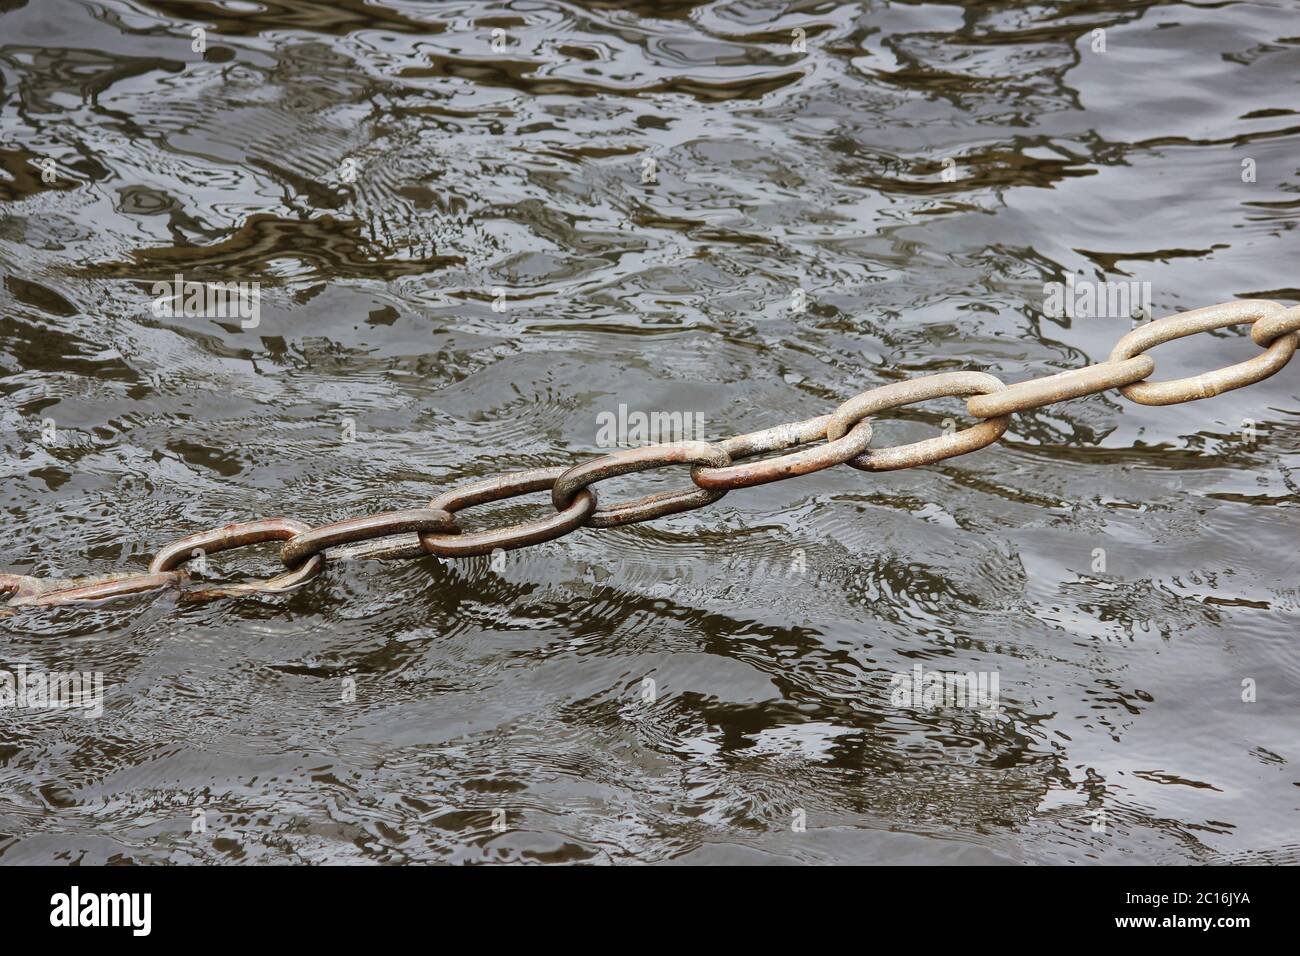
[{"x1": 4, "y1": 299, "x2": 1298, "y2": 610}]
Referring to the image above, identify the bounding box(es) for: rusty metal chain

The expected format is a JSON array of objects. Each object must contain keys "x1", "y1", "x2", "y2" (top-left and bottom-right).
[{"x1": 4, "y1": 299, "x2": 1297, "y2": 613}]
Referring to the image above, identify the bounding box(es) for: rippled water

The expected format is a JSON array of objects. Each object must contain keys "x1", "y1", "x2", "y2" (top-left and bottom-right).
[{"x1": 0, "y1": 0, "x2": 1297, "y2": 864}]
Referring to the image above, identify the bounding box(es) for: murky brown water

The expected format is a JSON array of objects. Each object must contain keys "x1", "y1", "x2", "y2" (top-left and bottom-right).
[{"x1": 1, "y1": 0, "x2": 1297, "y2": 864}]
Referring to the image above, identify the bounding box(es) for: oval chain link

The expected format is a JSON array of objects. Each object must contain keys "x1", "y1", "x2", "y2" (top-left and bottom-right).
[
  {"x1": 150, "y1": 518, "x2": 325, "y2": 596},
  {"x1": 966, "y1": 357, "x2": 1154, "y2": 418},
  {"x1": 691, "y1": 415, "x2": 873, "y2": 491},
  {"x1": 1108, "y1": 299, "x2": 1297, "y2": 405},
  {"x1": 552, "y1": 441, "x2": 731, "y2": 528},
  {"x1": 826, "y1": 372, "x2": 1011, "y2": 471},
  {"x1": 280, "y1": 508, "x2": 457, "y2": 568},
  {"x1": 421, "y1": 467, "x2": 598, "y2": 557},
  {"x1": 1, "y1": 571, "x2": 185, "y2": 608},
  {"x1": 8, "y1": 298, "x2": 1297, "y2": 610}
]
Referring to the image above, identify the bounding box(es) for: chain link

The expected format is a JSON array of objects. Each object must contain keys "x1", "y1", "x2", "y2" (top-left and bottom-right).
[
  {"x1": 5, "y1": 299, "x2": 1297, "y2": 612},
  {"x1": 280, "y1": 508, "x2": 457, "y2": 568},
  {"x1": 421, "y1": 467, "x2": 597, "y2": 557},
  {"x1": 1251, "y1": 304, "x2": 1300, "y2": 347},
  {"x1": 825, "y1": 371, "x2": 1011, "y2": 471},
  {"x1": 691, "y1": 415, "x2": 873, "y2": 491},
  {"x1": 1, "y1": 571, "x2": 185, "y2": 609},
  {"x1": 966, "y1": 357, "x2": 1153, "y2": 418},
  {"x1": 552, "y1": 440, "x2": 731, "y2": 528},
  {"x1": 149, "y1": 518, "x2": 325, "y2": 598},
  {"x1": 1108, "y1": 300, "x2": 1296, "y2": 405}
]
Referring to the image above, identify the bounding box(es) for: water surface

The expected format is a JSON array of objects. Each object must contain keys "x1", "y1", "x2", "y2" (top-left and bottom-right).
[{"x1": 0, "y1": 0, "x2": 1297, "y2": 864}]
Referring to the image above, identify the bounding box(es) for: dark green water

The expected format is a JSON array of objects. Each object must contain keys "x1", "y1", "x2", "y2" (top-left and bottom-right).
[{"x1": 0, "y1": 0, "x2": 1297, "y2": 864}]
